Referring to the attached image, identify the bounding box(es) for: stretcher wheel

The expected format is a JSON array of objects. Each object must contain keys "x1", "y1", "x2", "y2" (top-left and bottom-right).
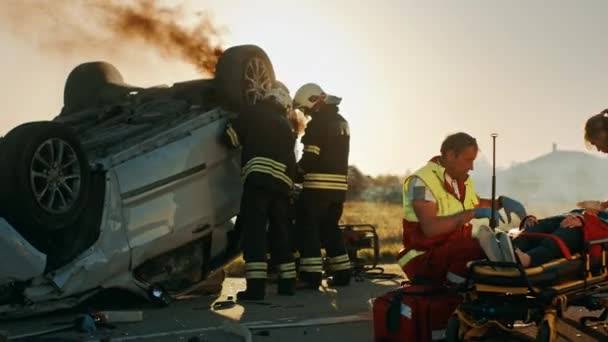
[
  {"x1": 445, "y1": 315, "x2": 462, "y2": 342},
  {"x1": 535, "y1": 320, "x2": 554, "y2": 342}
]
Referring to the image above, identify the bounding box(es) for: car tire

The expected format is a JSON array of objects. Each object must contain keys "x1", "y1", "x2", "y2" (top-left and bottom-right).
[
  {"x1": 62, "y1": 61, "x2": 126, "y2": 115},
  {"x1": 0, "y1": 121, "x2": 91, "y2": 251},
  {"x1": 215, "y1": 45, "x2": 276, "y2": 112}
]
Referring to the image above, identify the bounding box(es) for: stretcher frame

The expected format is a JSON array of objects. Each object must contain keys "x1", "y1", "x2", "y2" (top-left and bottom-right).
[{"x1": 446, "y1": 237, "x2": 608, "y2": 342}]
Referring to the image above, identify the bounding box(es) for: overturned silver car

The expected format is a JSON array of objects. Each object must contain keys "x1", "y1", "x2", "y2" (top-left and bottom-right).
[{"x1": 0, "y1": 45, "x2": 276, "y2": 317}]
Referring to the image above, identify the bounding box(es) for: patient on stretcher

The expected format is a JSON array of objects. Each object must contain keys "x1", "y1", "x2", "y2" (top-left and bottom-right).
[
  {"x1": 476, "y1": 111, "x2": 608, "y2": 268},
  {"x1": 514, "y1": 209, "x2": 606, "y2": 267},
  {"x1": 478, "y1": 206, "x2": 608, "y2": 268}
]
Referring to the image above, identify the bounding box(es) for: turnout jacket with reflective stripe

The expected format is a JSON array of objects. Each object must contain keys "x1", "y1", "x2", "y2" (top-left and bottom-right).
[
  {"x1": 298, "y1": 104, "x2": 350, "y2": 201},
  {"x1": 224, "y1": 101, "x2": 296, "y2": 196}
]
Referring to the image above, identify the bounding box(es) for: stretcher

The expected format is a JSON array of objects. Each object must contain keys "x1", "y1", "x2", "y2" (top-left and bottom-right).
[{"x1": 446, "y1": 237, "x2": 608, "y2": 342}]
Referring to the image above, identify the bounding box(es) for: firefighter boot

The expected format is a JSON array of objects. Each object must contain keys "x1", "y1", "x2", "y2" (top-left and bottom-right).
[
  {"x1": 277, "y1": 278, "x2": 296, "y2": 296},
  {"x1": 237, "y1": 279, "x2": 266, "y2": 301},
  {"x1": 327, "y1": 269, "x2": 351, "y2": 287}
]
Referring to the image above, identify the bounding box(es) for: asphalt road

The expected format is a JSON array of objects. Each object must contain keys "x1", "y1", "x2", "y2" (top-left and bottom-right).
[{"x1": 0, "y1": 265, "x2": 606, "y2": 341}]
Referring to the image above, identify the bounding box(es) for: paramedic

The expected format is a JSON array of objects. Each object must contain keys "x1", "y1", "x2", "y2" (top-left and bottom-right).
[{"x1": 398, "y1": 132, "x2": 527, "y2": 284}]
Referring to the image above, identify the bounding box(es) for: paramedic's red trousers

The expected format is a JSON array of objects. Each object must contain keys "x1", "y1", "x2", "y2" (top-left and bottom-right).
[{"x1": 400, "y1": 226, "x2": 483, "y2": 283}]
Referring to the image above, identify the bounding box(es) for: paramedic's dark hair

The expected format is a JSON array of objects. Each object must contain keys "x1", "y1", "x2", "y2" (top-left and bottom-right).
[
  {"x1": 441, "y1": 132, "x2": 478, "y2": 156},
  {"x1": 584, "y1": 110, "x2": 608, "y2": 148}
]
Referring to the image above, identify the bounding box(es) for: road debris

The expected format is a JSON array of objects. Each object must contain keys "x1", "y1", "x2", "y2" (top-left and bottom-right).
[{"x1": 93, "y1": 311, "x2": 143, "y2": 324}]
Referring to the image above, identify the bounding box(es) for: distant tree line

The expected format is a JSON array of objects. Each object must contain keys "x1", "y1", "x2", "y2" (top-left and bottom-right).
[{"x1": 347, "y1": 165, "x2": 408, "y2": 203}]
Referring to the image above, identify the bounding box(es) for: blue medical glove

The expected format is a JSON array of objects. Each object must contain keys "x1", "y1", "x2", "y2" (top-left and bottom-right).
[
  {"x1": 474, "y1": 207, "x2": 505, "y2": 224},
  {"x1": 499, "y1": 196, "x2": 527, "y2": 223},
  {"x1": 598, "y1": 210, "x2": 608, "y2": 224}
]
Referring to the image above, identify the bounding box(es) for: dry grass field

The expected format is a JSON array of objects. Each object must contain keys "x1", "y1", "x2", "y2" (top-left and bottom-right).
[{"x1": 340, "y1": 201, "x2": 403, "y2": 262}]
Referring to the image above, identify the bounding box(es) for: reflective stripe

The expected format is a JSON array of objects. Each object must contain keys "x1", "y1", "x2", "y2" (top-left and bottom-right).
[
  {"x1": 328, "y1": 254, "x2": 351, "y2": 271},
  {"x1": 226, "y1": 126, "x2": 240, "y2": 147},
  {"x1": 300, "y1": 257, "x2": 323, "y2": 264},
  {"x1": 245, "y1": 262, "x2": 268, "y2": 270},
  {"x1": 327, "y1": 261, "x2": 351, "y2": 271},
  {"x1": 300, "y1": 257, "x2": 323, "y2": 272},
  {"x1": 303, "y1": 181, "x2": 348, "y2": 191},
  {"x1": 246, "y1": 271, "x2": 268, "y2": 279},
  {"x1": 242, "y1": 165, "x2": 293, "y2": 187},
  {"x1": 245, "y1": 261, "x2": 268, "y2": 279},
  {"x1": 244, "y1": 157, "x2": 286, "y2": 172},
  {"x1": 302, "y1": 173, "x2": 347, "y2": 191},
  {"x1": 277, "y1": 262, "x2": 296, "y2": 271},
  {"x1": 328, "y1": 254, "x2": 350, "y2": 264},
  {"x1": 303, "y1": 145, "x2": 321, "y2": 155},
  {"x1": 280, "y1": 270, "x2": 297, "y2": 279},
  {"x1": 300, "y1": 265, "x2": 323, "y2": 272},
  {"x1": 397, "y1": 249, "x2": 426, "y2": 268},
  {"x1": 304, "y1": 173, "x2": 347, "y2": 182}
]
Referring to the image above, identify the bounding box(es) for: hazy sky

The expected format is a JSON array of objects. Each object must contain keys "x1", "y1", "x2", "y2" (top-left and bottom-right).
[{"x1": 1, "y1": 0, "x2": 607, "y2": 175}]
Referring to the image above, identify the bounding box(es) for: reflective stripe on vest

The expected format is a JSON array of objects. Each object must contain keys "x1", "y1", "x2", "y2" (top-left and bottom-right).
[{"x1": 402, "y1": 161, "x2": 478, "y2": 222}]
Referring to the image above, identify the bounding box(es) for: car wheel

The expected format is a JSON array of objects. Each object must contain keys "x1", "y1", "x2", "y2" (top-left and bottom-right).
[
  {"x1": 0, "y1": 121, "x2": 91, "y2": 251},
  {"x1": 62, "y1": 61, "x2": 125, "y2": 115},
  {"x1": 214, "y1": 45, "x2": 276, "y2": 112}
]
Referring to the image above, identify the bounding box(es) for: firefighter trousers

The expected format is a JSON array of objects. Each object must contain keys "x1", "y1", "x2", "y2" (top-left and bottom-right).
[
  {"x1": 295, "y1": 191, "x2": 350, "y2": 280},
  {"x1": 240, "y1": 185, "x2": 296, "y2": 281}
]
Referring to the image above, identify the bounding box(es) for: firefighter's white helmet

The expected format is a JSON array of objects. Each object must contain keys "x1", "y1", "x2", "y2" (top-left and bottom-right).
[
  {"x1": 293, "y1": 83, "x2": 341, "y2": 112},
  {"x1": 264, "y1": 81, "x2": 292, "y2": 113}
]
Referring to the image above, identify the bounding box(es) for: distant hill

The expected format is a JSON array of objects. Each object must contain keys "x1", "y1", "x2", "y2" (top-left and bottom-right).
[{"x1": 472, "y1": 147, "x2": 608, "y2": 210}]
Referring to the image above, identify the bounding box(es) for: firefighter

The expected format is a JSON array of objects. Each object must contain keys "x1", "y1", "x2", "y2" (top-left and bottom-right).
[
  {"x1": 397, "y1": 132, "x2": 527, "y2": 284},
  {"x1": 292, "y1": 83, "x2": 352, "y2": 288},
  {"x1": 223, "y1": 83, "x2": 297, "y2": 300}
]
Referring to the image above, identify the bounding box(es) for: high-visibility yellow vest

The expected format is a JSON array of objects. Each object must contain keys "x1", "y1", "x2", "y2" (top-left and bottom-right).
[{"x1": 402, "y1": 160, "x2": 478, "y2": 221}]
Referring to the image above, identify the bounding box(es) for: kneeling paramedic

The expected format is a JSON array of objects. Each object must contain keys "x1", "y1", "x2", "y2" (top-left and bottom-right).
[
  {"x1": 397, "y1": 132, "x2": 527, "y2": 285},
  {"x1": 223, "y1": 83, "x2": 297, "y2": 300}
]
